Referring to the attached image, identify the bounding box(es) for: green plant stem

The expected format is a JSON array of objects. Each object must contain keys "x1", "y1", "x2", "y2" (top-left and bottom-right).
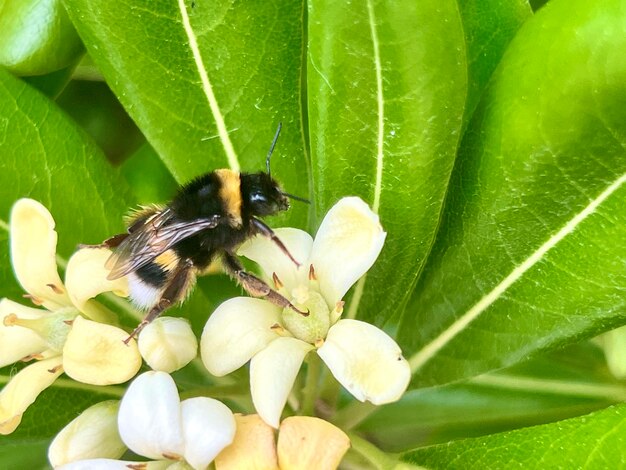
[
  {"x1": 301, "y1": 353, "x2": 322, "y2": 416},
  {"x1": 333, "y1": 401, "x2": 377, "y2": 430},
  {"x1": 179, "y1": 384, "x2": 250, "y2": 400},
  {"x1": 347, "y1": 432, "x2": 421, "y2": 470},
  {"x1": 319, "y1": 368, "x2": 341, "y2": 413}
]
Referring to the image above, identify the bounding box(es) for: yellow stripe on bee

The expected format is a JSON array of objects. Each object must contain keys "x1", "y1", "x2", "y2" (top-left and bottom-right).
[
  {"x1": 215, "y1": 169, "x2": 243, "y2": 227},
  {"x1": 154, "y1": 249, "x2": 179, "y2": 272}
]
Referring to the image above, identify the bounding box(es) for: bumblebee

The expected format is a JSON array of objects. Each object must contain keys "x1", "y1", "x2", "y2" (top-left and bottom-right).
[{"x1": 94, "y1": 124, "x2": 308, "y2": 342}]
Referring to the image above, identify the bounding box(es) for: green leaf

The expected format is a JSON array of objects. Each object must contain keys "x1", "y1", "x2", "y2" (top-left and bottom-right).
[
  {"x1": 307, "y1": 0, "x2": 466, "y2": 325},
  {"x1": 402, "y1": 403, "x2": 626, "y2": 468},
  {"x1": 0, "y1": 0, "x2": 84, "y2": 76},
  {"x1": 63, "y1": 0, "x2": 309, "y2": 228},
  {"x1": 458, "y1": 0, "x2": 532, "y2": 123},
  {"x1": 399, "y1": 0, "x2": 626, "y2": 387},
  {"x1": 0, "y1": 66, "x2": 134, "y2": 255}
]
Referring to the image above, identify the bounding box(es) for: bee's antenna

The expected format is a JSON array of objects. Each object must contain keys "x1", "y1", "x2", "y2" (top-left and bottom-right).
[
  {"x1": 266, "y1": 122, "x2": 282, "y2": 177},
  {"x1": 282, "y1": 191, "x2": 310, "y2": 204}
]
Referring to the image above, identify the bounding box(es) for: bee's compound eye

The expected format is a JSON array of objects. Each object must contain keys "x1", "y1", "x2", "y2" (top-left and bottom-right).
[{"x1": 250, "y1": 192, "x2": 267, "y2": 204}]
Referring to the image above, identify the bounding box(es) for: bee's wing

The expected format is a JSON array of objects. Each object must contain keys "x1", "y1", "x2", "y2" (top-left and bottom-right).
[{"x1": 105, "y1": 209, "x2": 220, "y2": 280}]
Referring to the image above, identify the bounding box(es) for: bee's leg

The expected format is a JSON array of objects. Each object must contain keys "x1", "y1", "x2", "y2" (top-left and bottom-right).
[
  {"x1": 124, "y1": 260, "x2": 195, "y2": 344},
  {"x1": 222, "y1": 252, "x2": 309, "y2": 317},
  {"x1": 251, "y1": 218, "x2": 301, "y2": 267},
  {"x1": 78, "y1": 233, "x2": 129, "y2": 250}
]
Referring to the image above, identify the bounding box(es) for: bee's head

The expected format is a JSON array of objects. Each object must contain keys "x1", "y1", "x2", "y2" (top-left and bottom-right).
[
  {"x1": 242, "y1": 172, "x2": 290, "y2": 216},
  {"x1": 241, "y1": 123, "x2": 309, "y2": 217}
]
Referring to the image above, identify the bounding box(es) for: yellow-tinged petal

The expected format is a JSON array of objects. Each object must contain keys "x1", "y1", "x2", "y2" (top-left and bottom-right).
[
  {"x1": 215, "y1": 414, "x2": 278, "y2": 470},
  {"x1": 48, "y1": 400, "x2": 126, "y2": 467},
  {"x1": 180, "y1": 397, "x2": 236, "y2": 470},
  {"x1": 57, "y1": 459, "x2": 172, "y2": 470},
  {"x1": 201, "y1": 298, "x2": 282, "y2": 377},
  {"x1": 239, "y1": 228, "x2": 313, "y2": 293},
  {"x1": 139, "y1": 317, "x2": 197, "y2": 373},
  {"x1": 0, "y1": 356, "x2": 63, "y2": 434},
  {"x1": 0, "y1": 299, "x2": 48, "y2": 367},
  {"x1": 317, "y1": 319, "x2": 410, "y2": 405},
  {"x1": 250, "y1": 337, "x2": 313, "y2": 428},
  {"x1": 65, "y1": 248, "x2": 129, "y2": 312},
  {"x1": 118, "y1": 371, "x2": 185, "y2": 461},
  {"x1": 277, "y1": 416, "x2": 350, "y2": 470},
  {"x1": 10, "y1": 199, "x2": 70, "y2": 310},
  {"x1": 309, "y1": 197, "x2": 386, "y2": 307},
  {"x1": 63, "y1": 316, "x2": 141, "y2": 386}
]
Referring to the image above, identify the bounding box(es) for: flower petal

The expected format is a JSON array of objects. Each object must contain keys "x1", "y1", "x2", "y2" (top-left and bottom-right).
[
  {"x1": 63, "y1": 316, "x2": 142, "y2": 386},
  {"x1": 0, "y1": 356, "x2": 63, "y2": 434},
  {"x1": 65, "y1": 248, "x2": 129, "y2": 315},
  {"x1": 277, "y1": 416, "x2": 350, "y2": 470},
  {"x1": 0, "y1": 299, "x2": 48, "y2": 367},
  {"x1": 10, "y1": 198, "x2": 70, "y2": 310},
  {"x1": 309, "y1": 197, "x2": 386, "y2": 306},
  {"x1": 250, "y1": 337, "x2": 313, "y2": 428},
  {"x1": 238, "y1": 228, "x2": 313, "y2": 293},
  {"x1": 57, "y1": 459, "x2": 171, "y2": 470},
  {"x1": 317, "y1": 319, "x2": 410, "y2": 404},
  {"x1": 139, "y1": 317, "x2": 198, "y2": 373},
  {"x1": 118, "y1": 371, "x2": 185, "y2": 460},
  {"x1": 180, "y1": 397, "x2": 236, "y2": 470},
  {"x1": 214, "y1": 414, "x2": 278, "y2": 470},
  {"x1": 201, "y1": 298, "x2": 282, "y2": 377},
  {"x1": 48, "y1": 400, "x2": 126, "y2": 467}
]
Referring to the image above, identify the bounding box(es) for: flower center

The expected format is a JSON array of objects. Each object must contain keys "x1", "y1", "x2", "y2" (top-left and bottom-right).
[
  {"x1": 282, "y1": 288, "x2": 330, "y2": 345},
  {"x1": 4, "y1": 308, "x2": 78, "y2": 351}
]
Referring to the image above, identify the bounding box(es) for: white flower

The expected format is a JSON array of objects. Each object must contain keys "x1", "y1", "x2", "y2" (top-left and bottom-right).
[
  {"x1": 0, "y1": 199, "x2": 139, "y2": 435},
  {"x1": 215, "y1": 414, "x2": 350, "y2": 470},
  {"x1": 201, "y1": 197, "x2": 411, "y2": 427},
  {"x1": 138, "y1": 316, "x2": 198, "y2": 373},
  {"x1": 48, "y1": 401, "x2": 126, "y2": 467},
  {"x1": 57, "y1": 371, "x2": 236, "y2": 470}
]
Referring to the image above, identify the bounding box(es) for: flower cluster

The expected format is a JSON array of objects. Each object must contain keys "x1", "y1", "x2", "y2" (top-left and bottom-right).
[
  {"x1": 201, "y1": 197, "x2": 411, "y2": 426},
  {"x1": 1, "y1": 196, "x2": 411, "y2": 469},
  {"x1": 0, "y1": 199, "x2": 140, "y2": 434}
]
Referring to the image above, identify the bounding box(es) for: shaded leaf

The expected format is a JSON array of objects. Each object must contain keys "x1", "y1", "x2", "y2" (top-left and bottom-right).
[
  {"x1": 399, "y1": 0, "x2": 626, "y2": 387},
  {"x1": 307, "y1": 0, "x2": 466, "y2": 325}
]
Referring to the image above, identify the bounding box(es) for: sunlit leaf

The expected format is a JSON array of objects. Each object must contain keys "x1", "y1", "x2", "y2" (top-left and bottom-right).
[
  {"x1": 307, "y1": 0, "x2": 466, "y2": 325},
  {"x1": 399, "y1": 0, "x2": 626, "y2": 387}
]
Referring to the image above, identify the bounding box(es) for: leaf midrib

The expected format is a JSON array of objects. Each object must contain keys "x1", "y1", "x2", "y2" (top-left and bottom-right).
[{"x1": 409, "y1": 171, "x2": 626, "y2": 373}]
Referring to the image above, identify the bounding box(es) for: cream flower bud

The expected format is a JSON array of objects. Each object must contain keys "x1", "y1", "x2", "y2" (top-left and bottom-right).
[
  {"x1": 48, "y1": 401, "x2": 126, "y2": 468},
  {"x1": 138, "y1": 317, "x2": 198, "y2": 373}
]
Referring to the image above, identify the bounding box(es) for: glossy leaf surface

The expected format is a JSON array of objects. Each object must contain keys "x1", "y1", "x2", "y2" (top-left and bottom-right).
[
  {"x1": 403, "y1": 403, "x2": 626, "y2": 468},
  {"x1": 399, "y1": 0, "x2": 626, "y2": 387},
  {"x1": 63, "y1": 0, "x2": 309, "y2": 228},
  {"x1": 307, "y1": 0, "x2": 466, "y2": 325}
]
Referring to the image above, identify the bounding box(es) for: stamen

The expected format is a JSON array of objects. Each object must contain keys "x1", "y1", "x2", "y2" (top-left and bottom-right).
[
  {"x1": 335, "y1": 301, "x2": 345, "y2": 314},
  {"x1": 23, "y1": 294, "x2": 43, "y2": 306},
  {"x1": 314, "y1": 338, "x2": 325, "y2": 348},
  {"x1": 46, "y1": 283, "x2": 65, "y2": 295},
  {"x1": 270, "y1": 323, "x2": 286, "y2": 334},
  {"x1": 127, "y1": 464, "x2": 148, "y2": 470},
  {"x1": 20, "y1": 353, "x2": 44, "y2": 362},
  {"x1": 47, "y1": 365, "x2": 63, "y2": 374},
  {"x1": 309, "y1": 264, "x2": 317, "y2": 280},
  {"x1": 3, "y1": 313, "x2": 17, "y2": 327},
  {"x1": 162, "y1": 452, "x2": 183, "y2": 461},
  {"x1": 272, "y1": 272, "x2": 283, "y2": 290}
]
